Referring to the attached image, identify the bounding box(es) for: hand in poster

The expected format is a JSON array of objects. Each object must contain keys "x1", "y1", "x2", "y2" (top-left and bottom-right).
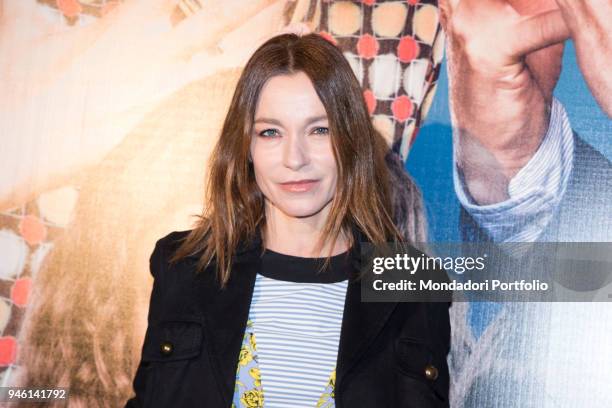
[
  {"x1": 439, "y1": 0, "x2": 569, "y2": 204},
  {"x1": 555, "y1": 0, "x2": 612, "y2": 117},
  {"x1": 0, "y1": 0, "x2": 289, "y2": 211}
]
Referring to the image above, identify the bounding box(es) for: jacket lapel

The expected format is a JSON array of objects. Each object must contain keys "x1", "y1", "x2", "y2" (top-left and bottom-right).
[
  {"x1": 195, "y1": 232, "x2": 262, "y2": 407},
  {"x1": 335, "y1": 227, "x2": 399, "y2": 390}
]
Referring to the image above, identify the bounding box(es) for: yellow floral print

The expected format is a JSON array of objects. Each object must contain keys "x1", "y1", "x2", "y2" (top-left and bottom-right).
[
  {"x1": 238, "y1": 345, "x2": 253, "y2": 366},
  {"x1": 316, "y1": 369, "x2": 336, "y2": 407},
  {"x1": 240, "y1": 390, "x2": 264, "y2": 408},
  {"x1": 233, "y1": 319, "x2": 336, "y2": 407},
  {"x1": 249, "y1": 367, "x2": 262, "y2": 388}
]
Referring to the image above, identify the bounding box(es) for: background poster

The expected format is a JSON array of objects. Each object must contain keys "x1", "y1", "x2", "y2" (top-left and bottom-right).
[{"x1": 0, "y1": 0, "x2": 610, "y2": 406}]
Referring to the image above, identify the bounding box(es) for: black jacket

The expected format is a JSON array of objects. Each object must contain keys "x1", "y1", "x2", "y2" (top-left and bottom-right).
[{"x1": 125, "y1": 227, "x2": 451, "y2": 408}]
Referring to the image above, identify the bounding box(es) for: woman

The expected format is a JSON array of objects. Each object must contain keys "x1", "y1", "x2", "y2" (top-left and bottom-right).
[{"x1": 125, "y1": 33, "x2": 450, "y2": 408}]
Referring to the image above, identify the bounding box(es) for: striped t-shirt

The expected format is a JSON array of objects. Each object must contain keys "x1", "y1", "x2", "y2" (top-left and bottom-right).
[{"x1": 242, "y1": 248, "x2": 351, "y2": 407}]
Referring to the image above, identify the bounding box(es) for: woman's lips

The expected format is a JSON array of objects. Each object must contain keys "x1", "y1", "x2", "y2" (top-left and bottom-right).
[{"x1": 279, "y1": 179, "x2": 319, "y2": 192}]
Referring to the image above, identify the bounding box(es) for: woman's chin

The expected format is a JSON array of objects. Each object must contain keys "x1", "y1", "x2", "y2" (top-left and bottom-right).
[{"x1": 276, "y1": 203, "x2": 329, "y2": 220}]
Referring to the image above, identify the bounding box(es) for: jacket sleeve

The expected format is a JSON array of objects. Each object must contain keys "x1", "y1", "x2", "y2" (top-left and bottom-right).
[
  {"x1": 125, "y1": 238, "x2": 167, "y2": 407},
  {"x1": 426, "y1": 298, "x2": 451, "y2": 405}
]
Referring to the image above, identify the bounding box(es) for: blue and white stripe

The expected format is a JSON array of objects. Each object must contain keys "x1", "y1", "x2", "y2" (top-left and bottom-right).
[
  {"x1": 248, "y1": 274, "x2": 347, "y2": 407},
  {"x1": 453, "y1": 97, "x2": 575, "y2": 242}
]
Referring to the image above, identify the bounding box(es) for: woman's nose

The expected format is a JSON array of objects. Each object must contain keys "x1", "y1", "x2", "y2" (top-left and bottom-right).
[{"x1": 282, "y1": 134, "x2": 310, "y2": 170}]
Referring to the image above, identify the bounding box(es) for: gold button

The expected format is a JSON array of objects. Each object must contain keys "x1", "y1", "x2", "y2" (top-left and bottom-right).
[
  {"x1": 160, "y1": 341, "x2": 174, "y2": 356},
  {"x1": 424, "y1": 364, "x2": 438, "y2": 381}
]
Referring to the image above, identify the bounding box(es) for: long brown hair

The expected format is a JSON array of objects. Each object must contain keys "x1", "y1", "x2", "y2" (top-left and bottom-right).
[{"x1": 171, "y1": 33, "x2": 418, "y2": 287}]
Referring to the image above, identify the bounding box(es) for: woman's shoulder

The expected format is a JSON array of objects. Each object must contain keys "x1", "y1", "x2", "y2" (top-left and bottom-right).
[
  {"x1": 147, "y1": 230, "x2": 213, "y2": 314},
  {"x1": 152, "y1": 229, "x2": 207, "y2": 266},
  {"x1": 154, "y1": 229, "x2": 192, "y2": 255},
  {"x1": 149, "y1": 229, "x2": 205, "y2": 285},
  {"x1": 145, "y1": 230, "x2": 210, "y2": 330}
]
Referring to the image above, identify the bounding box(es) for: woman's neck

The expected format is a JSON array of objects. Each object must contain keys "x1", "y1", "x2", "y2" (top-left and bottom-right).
[{"x1": 263, "y1": 202, "x2": 350, "y2": 258}]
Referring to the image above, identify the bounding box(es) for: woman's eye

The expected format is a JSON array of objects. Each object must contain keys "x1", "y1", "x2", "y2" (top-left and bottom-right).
[
  {"x1": 312, "y1": 127, "x2": 329, "y2": 135},
  {"x1": 258, "y1": 129, "x2": 279, "y2": 138}
]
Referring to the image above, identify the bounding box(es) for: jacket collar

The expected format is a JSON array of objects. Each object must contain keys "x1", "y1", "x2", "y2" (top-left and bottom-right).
[{"x1": 195, "y1": 224, "x2": 399, "y2": 406}]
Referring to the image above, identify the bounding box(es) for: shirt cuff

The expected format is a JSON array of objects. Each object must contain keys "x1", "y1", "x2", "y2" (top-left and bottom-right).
[{"x1": 453, "y1": 98, "x2": 575, "y2": 242}]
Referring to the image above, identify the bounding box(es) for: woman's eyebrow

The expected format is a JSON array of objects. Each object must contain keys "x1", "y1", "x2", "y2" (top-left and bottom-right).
[
  {"x1": 254, "y1": 115, "x2": 328, "y2": 126},
  {"x1": 254, "y1": 117, "x2": 283, "y2": 125},
  {"x1": 304, "y1": 115, "x2": 328, "y2": 124}
]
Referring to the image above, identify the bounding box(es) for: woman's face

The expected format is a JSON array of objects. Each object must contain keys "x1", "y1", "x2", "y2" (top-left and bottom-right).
[{"x1": 250, "y1": 71, "x2": 337, "y2": 221}]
